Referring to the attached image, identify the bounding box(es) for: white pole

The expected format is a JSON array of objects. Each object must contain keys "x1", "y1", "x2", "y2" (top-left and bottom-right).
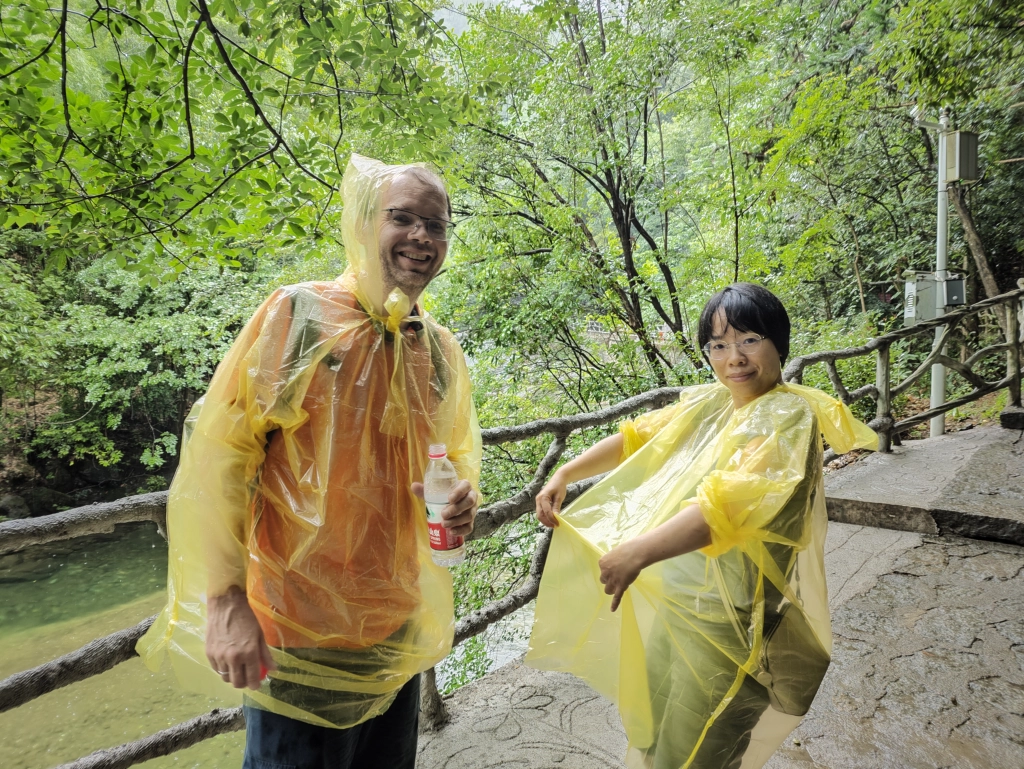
[{"x1": 930, "y1": 109, "x2": 950, "y2": 437}]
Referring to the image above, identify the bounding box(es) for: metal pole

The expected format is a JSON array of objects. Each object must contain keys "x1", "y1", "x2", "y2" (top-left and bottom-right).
[{"x1": 930, "y1": 109, "x2": 950, "y2": 437}]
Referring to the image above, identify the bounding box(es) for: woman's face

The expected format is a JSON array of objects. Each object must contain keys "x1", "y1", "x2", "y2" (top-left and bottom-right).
[{"x1": 707, "y1": 309, "x2": 783, "y2": 407}]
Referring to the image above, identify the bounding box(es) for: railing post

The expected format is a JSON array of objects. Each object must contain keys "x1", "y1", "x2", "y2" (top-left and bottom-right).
[
  {"x1": 1008, "y1": 295, "x2": 1021, "y2": 408},
  {"x1": 1001, "y1": 289, "x2": 1023, "y2": 430},
  {"x1": 419, "y1": 666, "x2": 449, "y2": 730},
  {"x1": 875, "y1": 342, "x2": 892, "y2": 452}
]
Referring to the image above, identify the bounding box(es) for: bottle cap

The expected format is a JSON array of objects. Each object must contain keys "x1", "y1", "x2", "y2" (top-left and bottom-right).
[{"x1": 427, "y1": 443, "x2": 447, "y2": 459}]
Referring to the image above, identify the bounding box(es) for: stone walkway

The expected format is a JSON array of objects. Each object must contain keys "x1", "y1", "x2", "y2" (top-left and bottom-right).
[
  {"x1": 824, "y1": 425, "x2": 1024, "y2": 545},
  {"x1": 418, "y1": 522, "x2": 1024, "y2": 769}
]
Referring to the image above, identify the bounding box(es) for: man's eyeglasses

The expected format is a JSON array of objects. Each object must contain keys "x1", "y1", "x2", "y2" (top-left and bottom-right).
[
  {"x1": 384, "y1": 208, "x2": 455, "y2": 242},
  {"x1": 702, "y1": 335, "x2": 765, "y2": 360}
]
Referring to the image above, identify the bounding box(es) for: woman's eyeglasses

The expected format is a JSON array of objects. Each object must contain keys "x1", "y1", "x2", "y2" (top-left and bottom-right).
[
  {"x1": 384, "y1": 208, "x2": 455, "y2": 242},
  {"x1": 702, "y1": 335, "x2": 765, "y2": 360}
]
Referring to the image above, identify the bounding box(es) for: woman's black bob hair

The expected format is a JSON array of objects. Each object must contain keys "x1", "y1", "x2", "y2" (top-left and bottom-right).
[{"x1": 698, "y1": 283, "x2": 791, "y2": 365}]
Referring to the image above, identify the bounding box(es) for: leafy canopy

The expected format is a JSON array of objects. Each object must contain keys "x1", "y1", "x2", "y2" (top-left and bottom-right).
[{"x1": 0, "y1": 0, "x2": 486, "y2": 279}]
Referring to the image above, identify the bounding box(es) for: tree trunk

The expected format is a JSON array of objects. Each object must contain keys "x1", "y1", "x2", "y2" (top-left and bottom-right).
[
  {"x1": 844, "y1": 215, "x2": 868, "y2": 313},
  {"x1": 947, "y1": 183, "x2": 1007, "y2": 334},
  {"x1": 961, "y1": 249, "x2": 977, "y2": 361}
]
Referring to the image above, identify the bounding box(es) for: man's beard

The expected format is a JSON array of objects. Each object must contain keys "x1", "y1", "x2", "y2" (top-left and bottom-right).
[{"x1": 380, "y1": 251, "x2": 431, "y2": 296}]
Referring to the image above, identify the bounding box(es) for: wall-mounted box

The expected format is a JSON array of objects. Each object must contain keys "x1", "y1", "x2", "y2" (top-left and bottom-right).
[
  {"x1": 904, "y1": 272, "x2": 936, "y2": 326},
  {"x1": 903, "y1": 272, "x2": 965, "y2": 327},
  {"x1": 944, "y1": 277, "x2": 966, "y2": 306},
  {"x1": 945, "y1": 131, "x2": 979, "y2": 183}
]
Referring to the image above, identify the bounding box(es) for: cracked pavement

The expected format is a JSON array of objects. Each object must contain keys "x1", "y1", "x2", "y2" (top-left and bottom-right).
[
  {"x1": 769, "y1": 529, "x2": 1024, "y2": 769},
  {"x1": 419, "y1": 523, "x2": 1024, "y2": 769}
]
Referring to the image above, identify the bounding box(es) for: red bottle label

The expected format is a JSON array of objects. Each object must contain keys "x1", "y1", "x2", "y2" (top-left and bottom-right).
[
  {"x1": 428, "y1": 519, "x2": 464, "y2": 551},
  {"x1": 425, "y1": 500, "x2": 463, "y2": 551}
]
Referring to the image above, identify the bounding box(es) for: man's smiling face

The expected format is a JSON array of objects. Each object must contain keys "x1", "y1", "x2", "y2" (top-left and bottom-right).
[{"x1": 377, "y1": 172, "x2": 450, "y2": 303}]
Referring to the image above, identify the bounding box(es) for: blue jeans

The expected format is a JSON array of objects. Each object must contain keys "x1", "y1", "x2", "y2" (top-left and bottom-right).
[{"x1": 242, "y1": 674, "x2": 420, "y2": 769}]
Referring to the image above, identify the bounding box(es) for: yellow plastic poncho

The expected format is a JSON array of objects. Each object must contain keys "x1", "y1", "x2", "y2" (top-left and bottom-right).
[
  {"x1": 138, "y1": 155, "x2": 481, "y2": 728},
  {"x1": 527, "y1": 382, "x2": 877, "y2": 769}
]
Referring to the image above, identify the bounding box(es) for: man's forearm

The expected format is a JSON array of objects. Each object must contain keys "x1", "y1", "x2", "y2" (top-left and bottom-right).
[
  {"x1": 203, "y1": 502, "x2": 250, "y2": 596},
  {"x1": 190, "y1": 440, "x2": 261, "y2": 596},
  {"x1": 208, "y1": 583, "x2": 248, "y2": 604}
]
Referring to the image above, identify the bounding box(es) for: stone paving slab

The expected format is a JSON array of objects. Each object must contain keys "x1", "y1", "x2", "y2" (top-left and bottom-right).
[
  {"x1": 418, "y1": 522, "x2": 1024, "y2": 769},
  {"x1": 825, "y1": 426, "x2": 1024, "y2": 545}
]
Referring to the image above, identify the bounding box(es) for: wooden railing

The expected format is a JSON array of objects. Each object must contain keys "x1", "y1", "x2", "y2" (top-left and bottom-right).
[
  {"x1": 782, "y1": 282, "x2": 1023, "y2": 452},
  {"x1": 0, "y1": 388, "x2": 685, "y2": 766},
  {"x1": 0, "y1": 283, "x2": 1020, "y2": 766}
]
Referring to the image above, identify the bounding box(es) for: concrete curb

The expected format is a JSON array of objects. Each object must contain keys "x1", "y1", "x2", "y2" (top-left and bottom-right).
[
  {"x1": 824, "y1": 424, "x2": 1024, "y2": 548},
  {"x1": 826, "y1": 496, "x2": 1024, "y2": 547}
]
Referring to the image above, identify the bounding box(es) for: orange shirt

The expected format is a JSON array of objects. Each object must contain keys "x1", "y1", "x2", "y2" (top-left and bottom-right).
[{"x1": 244, "y1": 284, "x2": 446, "y2": 649}]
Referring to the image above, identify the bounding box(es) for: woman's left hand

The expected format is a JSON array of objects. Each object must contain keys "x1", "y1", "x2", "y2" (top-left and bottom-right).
[{"x1": 598, "y1": 542, "x2": 646, "y2": 612}]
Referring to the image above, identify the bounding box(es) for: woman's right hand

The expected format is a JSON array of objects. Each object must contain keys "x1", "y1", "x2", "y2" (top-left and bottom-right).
[
  {"x1": 534, "y1": 433, "x2": 625, "y2": 528},
  {"x1": 536, "y1": 471, "x2": 568, "y2": 528}
]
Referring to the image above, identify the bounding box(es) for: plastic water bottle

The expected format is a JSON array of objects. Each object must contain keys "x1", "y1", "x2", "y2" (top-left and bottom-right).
[{"x1": 423, "y1": 444, "x2": 465, "y2": 567}]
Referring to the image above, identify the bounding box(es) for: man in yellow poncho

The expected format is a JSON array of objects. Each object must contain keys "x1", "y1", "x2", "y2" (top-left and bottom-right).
[
  {"x1": 137, "y1": 155, "x2": 482, "y2": 769},
  {"x1": 529, "y1": 283, "x2": 878, "y2": 769}
]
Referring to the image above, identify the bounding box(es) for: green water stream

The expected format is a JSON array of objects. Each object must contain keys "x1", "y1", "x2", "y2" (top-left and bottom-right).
[
  {"x1": 0, "y1": 524, "x2": 244, "y2": 769},
  {"x1": 0, "y1": 522, "x2": 534, "y2": 769}
]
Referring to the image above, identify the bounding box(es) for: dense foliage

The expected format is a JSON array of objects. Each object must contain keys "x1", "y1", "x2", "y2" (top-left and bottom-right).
[
  {"x1": 0, "y1": 228, "x2": 347, "y2": 500},
  {"x1": 436, "y1": 0, "x2": 1022, "y2": 408},
  {"x1": 0, "y1": 0, "x2": 487, "y2": 275},
  {"x1": 1, "y1": 0, "x2": 1021, "y2": 682}
]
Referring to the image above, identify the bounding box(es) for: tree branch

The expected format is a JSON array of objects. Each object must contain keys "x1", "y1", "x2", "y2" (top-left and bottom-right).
[
  {"x1": 0, "y1": 23, "x2": 60, "y2": 79},
  {"x1": 0, "y1": 616, "x2": 156, "y2": 712},
  {"x1": 196, "y1": 0, "x2": 333, "y2": 190}
]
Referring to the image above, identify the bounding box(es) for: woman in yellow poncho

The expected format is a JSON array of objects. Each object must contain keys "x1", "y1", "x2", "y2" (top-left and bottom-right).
[{"x1": 528, "y1": 283, "x2": 877, "y2": 769}]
